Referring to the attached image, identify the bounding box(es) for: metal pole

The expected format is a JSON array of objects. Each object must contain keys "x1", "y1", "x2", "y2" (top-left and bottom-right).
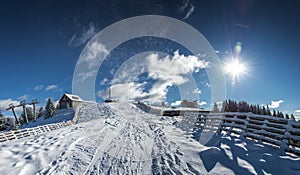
[
  {"x1": 22, "y1": 104, "x2": 28, "y2": 124},
  {"x1": 109, "y1": 85, "x2": 111, "y2": 100},
  {"x1": 11, "y1": 108, "x2": 19, "y2": 124},
  {"x1": 33, "y1": 103, "x2": 36, "y2": 121},
  {"x1": 20, "y1": 100, "x2": 28, "y2": 124}
]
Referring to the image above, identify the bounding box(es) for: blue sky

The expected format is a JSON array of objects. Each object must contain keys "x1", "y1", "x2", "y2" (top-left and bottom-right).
[{"x1": 0, "y1": 0, "x2": 300, "y2": 117}]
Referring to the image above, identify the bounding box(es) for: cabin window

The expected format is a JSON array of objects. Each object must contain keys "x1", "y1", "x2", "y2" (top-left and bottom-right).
[{"x1": 72, "y1": 96, "x2": 79, "y2": 100}]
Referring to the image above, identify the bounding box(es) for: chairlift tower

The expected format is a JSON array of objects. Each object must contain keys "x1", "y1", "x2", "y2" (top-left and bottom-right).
[
  {"x1": 6, "y1": 103, "x2": 21, "y2": 125},
  {"x1": 27, "y1": 99, "x2": 39, "y2": 121},
  {"x1": 20, "y1": 100, "x2": 29, "y2": 124}
]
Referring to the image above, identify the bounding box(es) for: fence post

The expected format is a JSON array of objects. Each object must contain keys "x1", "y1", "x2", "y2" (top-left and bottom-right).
[
  {"x1": 280, "y1": 120, "x2": 291, "y2": 154},
  {"x1": 241, "y1": 115, "x2": 250, "y2": 138}
]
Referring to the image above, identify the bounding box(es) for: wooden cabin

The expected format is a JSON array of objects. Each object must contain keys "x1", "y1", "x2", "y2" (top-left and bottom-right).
[
  {"x1": 181, "y1": 100, "x2": 199, "y2": 108},
  {"x1": 58, "y1": 94, "x2": 84, "y2": 109}
]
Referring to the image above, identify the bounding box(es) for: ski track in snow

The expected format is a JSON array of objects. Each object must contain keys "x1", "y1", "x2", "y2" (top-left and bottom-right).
[{"x1": 1, "y1": 102, "x2": 300, "y2": 175}]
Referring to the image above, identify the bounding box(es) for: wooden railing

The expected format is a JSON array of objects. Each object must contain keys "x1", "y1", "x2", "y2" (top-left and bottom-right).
[
  {"x1": 0, "y1": 106, "x2": 81, "y2": 143},
  {"x1": 0, "y1": 121, "x2": 73, "y2": 142},
  {"x1": 188, "y1": 112, "x2": 300, "y2": 156}
]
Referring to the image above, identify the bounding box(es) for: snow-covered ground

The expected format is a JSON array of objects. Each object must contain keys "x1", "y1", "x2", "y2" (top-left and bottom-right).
[
  {"x1": 0, "y1": 102, "x2": 300, "y2": 174},
  {"x1": 18, "y1": 108, "x2": 75, "y2": 129}
]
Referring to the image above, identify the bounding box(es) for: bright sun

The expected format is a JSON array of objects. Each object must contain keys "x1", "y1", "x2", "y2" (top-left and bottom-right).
[{"x1": 224, "y1": 59, "x2": 248, "y2": 85}]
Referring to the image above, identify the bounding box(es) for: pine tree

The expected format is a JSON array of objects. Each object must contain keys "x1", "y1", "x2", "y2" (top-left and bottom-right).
[
  {"x1": 0, "y1": 113, "x2": 6, "y2": 131},
  {"x1": 221, "y1": 101, "x2": 225, "y2": 112},
  {"x1": 273, "y1": 110, "x2": 277, "y2": 117},
  {"x1": 291, "y1": 114, "x2": 296, "y2": 120},
  {"x1": 278, "y1": 111, "x2": 284, "y2": 118},
  {"x1": 249, "y1": 105, "x2": 253, "y2": 113},
  {"x1": 37, "y1": 107, "x2": 43, "y2": 118},
  {"x1": 256, "y1": 105, "x2": 260, "y2": 114},
  {"x1": 213, "y1": 102, "x2": 219, "y2": 112},
  {"x1": 45, "y1": 98, "x2": 56, "y2": 118},
  {"x1": 262, "y1": 106, "x2": 266, "y2": 115},
  {"x1": 252, "y1": 105, "x2": 257, "y2": 114},
  {"x1": 21, "y1": 107, "x2": 34, "y2": 122},
  {"x1": 266, "y1": 106, "x2": 271, "y2": 116},
  {"x1": 285, "y1": 114, "x2": 290, "y2": 119},
  {"x1": 225, "y1": 100, "x2": 229, "y2": 112},
  {"x1": 222, "y1": 100, "x2": 229, "y2": 112},
  {"x1": 277, "y1": 111, "x2": 280, "y2": 118}
]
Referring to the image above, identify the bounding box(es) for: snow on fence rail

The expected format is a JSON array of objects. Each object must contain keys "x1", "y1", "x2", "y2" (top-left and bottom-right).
[
  {"x1": 0, "y1": 106, "x2": 81, "y2": 143},
  {"x1": 0, "y1": 121, "x2": 74, "y2": 142},
  {"x1": 193, "y1": 112, "x2": 300, "y2": 156}
]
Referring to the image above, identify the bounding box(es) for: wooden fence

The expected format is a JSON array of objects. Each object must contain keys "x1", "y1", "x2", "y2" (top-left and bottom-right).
[
  {"x1": 0, "y1": 121, "x2": 74, "y2": 142},
  {"x1": 191, "y1": 112, "x2": 300, "y2": 156},
  {"x1": 0, "y1": 106, "x2": 81, "y2": 143}
]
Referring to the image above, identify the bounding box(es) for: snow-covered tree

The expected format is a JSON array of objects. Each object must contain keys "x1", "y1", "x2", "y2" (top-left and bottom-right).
[
  {"x1": 291, "y1": 114, "x2": 296, "y2": 120},
  {"x1": 213, "y1": 102, "x2": 219, "y2": 112},
  {"x1": 37, "y1": 107, "x2": 44, "y2": 118},
  {"x1": 0, "y1": 113, "x2": 6, "y2": 131},
  {"x1": 262, "y1": 106, "x2": 266, "y2": 115},
  {"x1": 266, "y1": 106, "x2": 271, "y2": 116},
  {"x1": 21, "y1": 107, "x2": 34, "y2": 122},
  {"x1": 273, "y1": 110, "x2": 277, "y2": 117},
  {"x1": 45, "y1": 98, "x2": 56, "y2": 118},
  {"x1": 285, "y1": 114, "x2": 290, "y2": 119}
]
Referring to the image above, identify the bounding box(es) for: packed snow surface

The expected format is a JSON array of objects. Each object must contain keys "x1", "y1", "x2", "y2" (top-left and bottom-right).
[
  {"x1": 19, "y1": 108, "x2": 75, "y2": 129},
  {"x1": 0, "y1": 102, "x2": 300, "y2": 174}
]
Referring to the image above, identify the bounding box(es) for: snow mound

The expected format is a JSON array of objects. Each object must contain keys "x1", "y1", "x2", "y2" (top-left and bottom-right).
[{"x1": 19, "y1": 108, "x2": 75, "y2": 129}]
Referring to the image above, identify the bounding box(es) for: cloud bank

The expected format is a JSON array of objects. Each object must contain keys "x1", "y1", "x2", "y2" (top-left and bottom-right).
[
  {"x1": 98, "y1": 51, "x2": 208, "y2": 103},
  {"x1": 0, "y1": 99, "x2": 22, "y2": 112}
]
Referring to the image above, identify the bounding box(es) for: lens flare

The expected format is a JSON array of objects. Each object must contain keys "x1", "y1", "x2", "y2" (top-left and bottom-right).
[{"x1": 224, "y1": 58, "x2": 248, "y2": 85}]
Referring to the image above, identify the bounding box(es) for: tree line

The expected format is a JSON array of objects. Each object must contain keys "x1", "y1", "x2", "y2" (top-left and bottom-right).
[
  {"x1": 213, "y1": 100, "x2": 296, "y2": 120},
  {"x1": 0, "y1": 98, "x2": 57, "y2": 131}
]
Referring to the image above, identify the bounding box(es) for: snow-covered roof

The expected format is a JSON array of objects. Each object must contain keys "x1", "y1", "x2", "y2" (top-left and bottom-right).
[{"x1": 63, "y1": 94, "x2": 83, "y2": 102}]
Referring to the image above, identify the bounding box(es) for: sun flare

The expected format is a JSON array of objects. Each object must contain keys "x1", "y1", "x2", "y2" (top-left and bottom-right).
[
  {"x1": 225, "y1": 59, "x2": 246, "y2": 76},
  {"x1": 224, "y1": 59, "x2": 248, "y2": 85}
]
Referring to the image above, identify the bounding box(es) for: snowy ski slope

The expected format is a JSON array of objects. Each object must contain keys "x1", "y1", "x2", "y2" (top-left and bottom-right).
[{"x1": 0, "y1": 102, "x2": 300, "y2": 174}]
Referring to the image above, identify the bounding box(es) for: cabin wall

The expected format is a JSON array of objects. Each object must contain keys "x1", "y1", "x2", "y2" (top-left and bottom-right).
[
  {"x1": 59, "y1": 101, "x2": 72, "y2": 108},
  {"x1": 72, "y1": 101, "x2": 83, "y2": 108}
]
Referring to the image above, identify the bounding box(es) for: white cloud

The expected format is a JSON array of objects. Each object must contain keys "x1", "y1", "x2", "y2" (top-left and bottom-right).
[
  {"x1": 295, "y1": 110, "x2": 300, "y2": 113},
  {"x1": 0, "y1": 99, "x2": 22, "y2": 112},
  {"x1": 78, "y1": 70, "x2": 98, "y2": 82},
  {"x1": 45, "y1": 85, "x2": 58, "y2": 91},
  {"x1": 147, "y1": 79, "x2": 175, "y2": 102},
  {"x1": 171, "y1": 100, "x2": 182, "y2": 107},
  {"x1": 18, "y1": 95, "x2": 28, "y2": 101},
  {"x1": 180, "y1": 0, "x2": 195, "y2": 20},
  {"x1": 79, "y1": 41, "x2": 109, "y2": 69},
  {"x1": 34, "y1": 85, "x2": 44, "y2": 91},
  {"x1": 146, "y1": 51, "x2": 208, "y2": 76},
  {"x1": 140, "y1": 51, "x2": 207, "y2": 102},
  {"x1": 183, "y1": 5, "x2": 194, "y2": 20},
  {"x1": 68, "y1": 22, "x2": 97, "y2": 47},
  {"x1": 100, "y1": 78, "x2": 109, "y2": 85},
  {"x1": 269, "y1": 100, "x2": 284, "y2": 109},
  {"x1": 204, "y1": 82, "x2": 211, "y2": 87},
  {"x1": 192, "y1": 88, "x2": 202, "y2": 94},
  {"x1": 100, "y1": 51, "x2": 208, "y2": 103},
  {"x1": 198, "y1": 101, "x2": 207, "y2": 106},
  {"x1": 98, "y1": 82, "x2": 147, "y2": 102}
]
